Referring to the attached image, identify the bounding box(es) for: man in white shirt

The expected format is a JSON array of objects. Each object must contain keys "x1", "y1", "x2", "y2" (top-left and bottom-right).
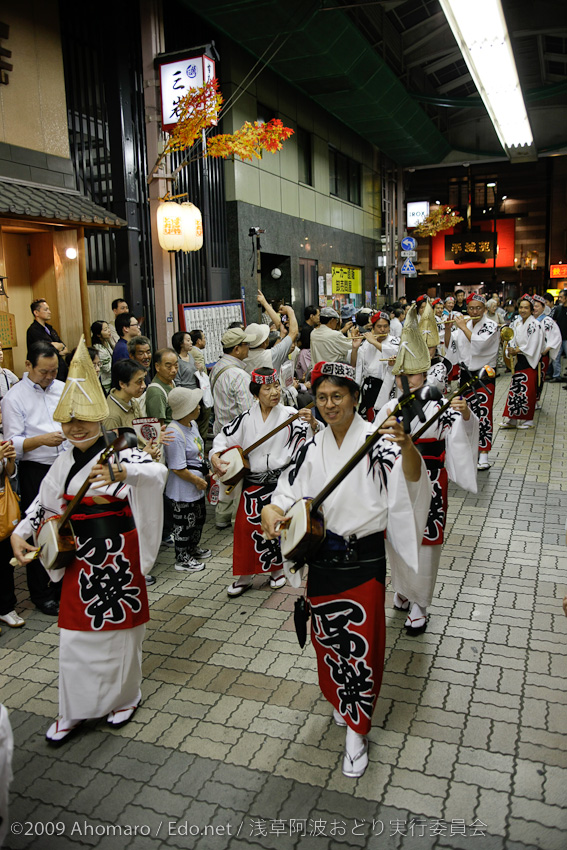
[
  {"x1": 1, "y1": 341, "x2": 66, "y2": 615},
  {"x1": 310, "y1": 307, "x2": 354, "y2": 365},
  {"x1": 209, "y1": 327, "x2": 255, "y2": 528}
]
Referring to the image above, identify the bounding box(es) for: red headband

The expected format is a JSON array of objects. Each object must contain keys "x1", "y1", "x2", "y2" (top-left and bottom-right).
[
  {"x1": 311, "y1": 361, "x2": 356, "y2": 385},
  {"x1": 532, "y1": 294, "x2": 545, "y2": 304},
  {"x1": 371, "y1": 311, "x2": 390, "y2": 324},
  {"x1": 466, "y1": 292, "x2": 486, "y2": 305},
  {"x1": 250, "y1": 369, "x2": 278, "y2": 385},
  {"x1": 521, "y1": 293, "x2": 535, "y2": 306}
]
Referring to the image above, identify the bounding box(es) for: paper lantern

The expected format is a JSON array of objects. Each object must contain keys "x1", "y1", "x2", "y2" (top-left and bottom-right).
[
  {"x1": 180, "y1": 202, "x2": 203, "y2": 252},
  {"x1": 157, "y1": 201, "x2": 185, "y2": 251}
]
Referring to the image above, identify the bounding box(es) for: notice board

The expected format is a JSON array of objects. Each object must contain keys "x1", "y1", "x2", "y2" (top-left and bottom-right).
[{"x1": 178, "y1": 300, "x2": 246, "y2": 368}]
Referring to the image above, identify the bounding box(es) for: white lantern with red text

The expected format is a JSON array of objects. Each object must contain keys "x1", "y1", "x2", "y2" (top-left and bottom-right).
[
  {"x1": 157, "y1": 201, "x2": 185, "y2": 252},
  {"x1": 180, "y1": 202, "x2": 203, "y2": 252}
]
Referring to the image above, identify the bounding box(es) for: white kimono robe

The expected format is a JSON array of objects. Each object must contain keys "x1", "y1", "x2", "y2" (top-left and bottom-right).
[
  {"x1": 354, "y1": 334, "x2": 400, "y2": 414},
  {"x1": 211, "y1": 402, "x2": 316, "y2": 496},
  {"x1": 448, "y1": 314, "x2": 500, "y2": 371},
  {"x1": 538, "y1": 315, "x2": 562, "y2": 360},
  {"x1": 211, "y1": 402, "x2": 318, "y2": 576},
  {"x1": 15, "y1": 446, "x2": 167, "y2": 720},
  {"x1": 515, "y1": 315, "x2": 543, "y2": 369},
  {"x1": 271, "y1": 414, "x2": 431, "y2": 586},
  {"x1": 376, "y1": 398, "x2": 478, "y2": 608}
]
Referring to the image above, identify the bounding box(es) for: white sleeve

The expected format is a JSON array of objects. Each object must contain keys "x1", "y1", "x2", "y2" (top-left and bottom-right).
[
  {"x1": 122, "y1": 449, "x2": 168, "y2": 575},
  {"x1": 385, "y1": 455, "x2": 431, "y2": 573},
  {"x1": 444, "y1": 412, "x2": 479, "y2": 494},
  {"x1": 210, "y1": 411, "x2": 248, "y2": 458},
  {"x1": 470, "y1": 324, "x2": 500, "y2": 365},
  {"x1": 354, "y1": 344, "x2": 366, "y2": 386},
  {"x1": 271, "y1": 336, "x2": 293, "y2": 371}
]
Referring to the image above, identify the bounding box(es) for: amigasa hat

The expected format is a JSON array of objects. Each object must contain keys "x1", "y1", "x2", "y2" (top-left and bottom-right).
[
  {"x1": 391, "y1": 304, "x2": 431, "y2": 375},
  {"x1": 419, "y1": 300, "x2": 440, "y2": 348},
  {"x1": 53, "y1": 336, "x2": 109, "y2": 423}
]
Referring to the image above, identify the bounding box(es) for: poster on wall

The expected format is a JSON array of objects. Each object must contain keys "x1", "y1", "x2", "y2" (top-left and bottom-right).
[
  {"x1": 178, "y1": 300, "x2": 246, "y2": 368},
  {"x1": 331, "y1": 264, "x2": 362, "y2": 295}
]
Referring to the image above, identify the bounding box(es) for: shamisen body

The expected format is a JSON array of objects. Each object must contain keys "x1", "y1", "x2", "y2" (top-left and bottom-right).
[{"x1": 261, "y1": 360, "x2": 431, "y2": 781}]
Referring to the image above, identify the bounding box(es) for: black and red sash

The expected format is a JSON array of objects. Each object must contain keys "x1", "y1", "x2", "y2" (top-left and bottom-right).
[
  {"x1": 59, "y1": 495, "x2": 148, "y2": 632},
  {"x1": 415, "y1": 438, "x2": 448, "y2": 545}
]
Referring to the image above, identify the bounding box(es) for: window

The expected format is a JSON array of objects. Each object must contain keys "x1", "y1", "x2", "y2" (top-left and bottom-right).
[
  {"x1": 329, "y1": 146, "x2": 361, "y2": 205},
  {"x1": 297, "y1": 127, "x2": 312, "y2": 186},
  {"x1": 449, "y1": 180, "x2": 468, "y2": 210},
  {"x1": 474, "y1": 181, "x2": 497, "y2": 208}
]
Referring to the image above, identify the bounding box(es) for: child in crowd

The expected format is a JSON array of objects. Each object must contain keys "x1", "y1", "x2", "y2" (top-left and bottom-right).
[{"x1": 164, "y1": 388, "x2": 211, "y2": 573}]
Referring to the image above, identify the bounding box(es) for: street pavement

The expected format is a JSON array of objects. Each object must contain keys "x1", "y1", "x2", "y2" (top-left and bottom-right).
[{"x1": 1, "y1": 375, "x2": 566, "y2": 850}]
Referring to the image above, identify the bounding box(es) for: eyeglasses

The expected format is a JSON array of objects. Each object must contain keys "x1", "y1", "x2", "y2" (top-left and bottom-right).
[{"x1": 316, "y1": 392, "x2": 350, "y2": 406}]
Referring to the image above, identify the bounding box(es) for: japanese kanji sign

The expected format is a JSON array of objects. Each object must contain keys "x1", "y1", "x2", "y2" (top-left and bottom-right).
[
  {"x1": 159, "y1": 54, "x2": 216, "y2": 133},
  {"x1": 331, "y1": 265, "x2": 362, "y2": 295}
]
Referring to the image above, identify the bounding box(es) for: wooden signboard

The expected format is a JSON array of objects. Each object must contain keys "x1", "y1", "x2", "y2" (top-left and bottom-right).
[{"x1": 0, "y1": 312, "x2": 17, "y2": 348}]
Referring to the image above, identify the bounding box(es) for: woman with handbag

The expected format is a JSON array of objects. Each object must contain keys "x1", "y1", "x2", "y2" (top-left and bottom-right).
[{"x1": 0, "y1": 439, "x2": 24, "y2": 630}]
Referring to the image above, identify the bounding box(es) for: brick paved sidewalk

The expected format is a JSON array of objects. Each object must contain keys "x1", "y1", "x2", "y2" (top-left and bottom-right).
[{"x1": 1, "y1": 376, "x2": 566, "y2": 850}]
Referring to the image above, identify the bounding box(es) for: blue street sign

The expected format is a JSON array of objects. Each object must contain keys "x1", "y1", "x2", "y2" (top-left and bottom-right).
[
  {"x1": 400, "y1": 258, "x2": 416, "y2": 275},
  {"x1": 401, "y1": 236, "x2": 417, "y2": 251}
]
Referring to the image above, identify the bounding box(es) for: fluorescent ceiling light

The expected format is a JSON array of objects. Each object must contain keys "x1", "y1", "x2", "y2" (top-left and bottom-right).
[{"x1": 438, "y1": 0, "x2": 535, "y2": 159}]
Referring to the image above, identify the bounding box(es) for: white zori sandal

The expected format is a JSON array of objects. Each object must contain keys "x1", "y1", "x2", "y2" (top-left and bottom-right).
[
  {"x1": 107, "y1": 703, "x2": 140, "y2": 728},
  {"x1": 46, "y1": 718, "x2": 85, "y2": 746}
]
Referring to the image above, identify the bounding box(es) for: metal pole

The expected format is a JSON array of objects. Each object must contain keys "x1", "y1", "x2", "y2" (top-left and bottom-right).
[{"x1": 201, "y1": 128, "x2": 213, "y2": 297}]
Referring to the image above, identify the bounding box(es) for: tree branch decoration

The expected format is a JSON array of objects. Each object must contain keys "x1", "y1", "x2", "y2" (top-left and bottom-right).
[
  {"x1": 413, "y1": 206, "x2": 464, "y2": 237},
  {"x1": 163, "y1": 78, "x2": 294, "y2": 163}
]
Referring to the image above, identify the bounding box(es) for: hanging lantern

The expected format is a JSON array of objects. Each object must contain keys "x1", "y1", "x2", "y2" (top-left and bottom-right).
[
  {"x1": 157, "y1": 201, "x2": 185, "y2": 251},
  {"x1": 180, "y1": 202, "x2": 203, "y2": 252}
]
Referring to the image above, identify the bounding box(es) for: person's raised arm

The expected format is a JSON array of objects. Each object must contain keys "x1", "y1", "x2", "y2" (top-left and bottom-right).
[
  {"x1": 281, "y1": 305, "x2": 299, "y2": 342},
  {"x1": 258, "y1": 290, "x2": 281, "y2": 330}
]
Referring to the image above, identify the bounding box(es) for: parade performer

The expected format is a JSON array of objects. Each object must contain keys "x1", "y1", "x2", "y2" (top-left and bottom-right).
[
  {"x1": 420, "y1": 302, "x2": 451, "y2": 396},
  {"x1": 10, "y1": 339, "x2": 167, "y2": 745},
  {"x1": 261, "y1": 360, "x2": 430, "y2": 779},
  {"x1": 211, "y1": 368, "x2": 318, "y2": 598},
  {"x1": 532, "y1": 294, "x2": 562, "y2": 404},
  {"x1": 446, "y1": 293, "x2": 499, "y2": 469},
  {"x1": 353, "y1": 311, "x2": 400, "y2": 420},
  {"x1": 379, "y1": 306, "x2": 478, "y2": 635},
  {"x1": 501, "y1": 295, "x2": 543, "y2": 429}
]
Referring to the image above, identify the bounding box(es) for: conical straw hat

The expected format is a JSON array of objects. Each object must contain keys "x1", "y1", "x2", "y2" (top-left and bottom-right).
[
  {"x1": 391, "y1": 304, "x2": 431, "y2": 375},
  {"x1": 419, "y1": 300, "x2": 440, "y2": 348},
  {"x1": 53, "y1": 336, "x2": 109, "y2": 423}
]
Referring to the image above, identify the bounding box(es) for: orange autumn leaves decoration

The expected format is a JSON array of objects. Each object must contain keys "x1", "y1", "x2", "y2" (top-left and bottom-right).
[{"x1": 164, "y1": 78, "x2": 294, "y2": 162}]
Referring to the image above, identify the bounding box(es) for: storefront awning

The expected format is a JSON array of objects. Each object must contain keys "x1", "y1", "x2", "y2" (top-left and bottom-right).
[{"x1": 0, "y1": 176, "x2": 127, "y2": 228}]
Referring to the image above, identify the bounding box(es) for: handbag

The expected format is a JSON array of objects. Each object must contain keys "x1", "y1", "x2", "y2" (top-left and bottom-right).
[
  {"x1": 0, "y1": 472, "x2": 20, "y2": 541},
  {"x1": 195, "y1": 370, "x2": 213, "y2": 408}
]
